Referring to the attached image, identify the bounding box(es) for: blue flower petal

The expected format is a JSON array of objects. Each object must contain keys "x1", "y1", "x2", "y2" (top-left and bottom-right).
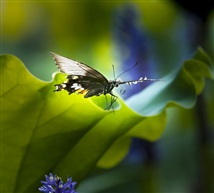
[{"x1": 39, "y1": 173, "x2": 78, "y2": 193}]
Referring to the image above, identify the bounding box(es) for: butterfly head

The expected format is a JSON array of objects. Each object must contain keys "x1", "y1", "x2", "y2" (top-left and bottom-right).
[{"x1": 109, "y1": 80, "x2": 121, "y2": 88}]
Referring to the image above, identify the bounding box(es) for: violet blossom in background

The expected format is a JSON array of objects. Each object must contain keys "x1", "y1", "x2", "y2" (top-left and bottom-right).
[
  {"x1": 112, "y1": 4, "x2": 156, "y2": 99},
  {"x1": 39, "y1": 173, "x2": 77, "y2": 193}
]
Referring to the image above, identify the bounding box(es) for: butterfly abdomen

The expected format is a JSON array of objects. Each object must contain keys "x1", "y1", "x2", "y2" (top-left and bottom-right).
[{"x1": 84, "y1": 84, "x2": 105, "y2": 98}]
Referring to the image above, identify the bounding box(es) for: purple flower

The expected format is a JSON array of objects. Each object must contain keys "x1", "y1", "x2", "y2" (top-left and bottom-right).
[{"x1": 39, "y1": 173, "x2": 77, "y2": 193}]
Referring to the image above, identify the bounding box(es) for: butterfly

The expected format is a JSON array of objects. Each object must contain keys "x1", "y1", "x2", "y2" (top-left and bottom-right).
[{"x1": 50, "y1": 52, "x2": 162, "y2": 110}]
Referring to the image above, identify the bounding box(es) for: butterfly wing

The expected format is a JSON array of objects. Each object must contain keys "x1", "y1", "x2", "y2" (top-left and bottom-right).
[
  {"x1": 50, "y1": 52, "x2": 109, "y2": 98},
  {"x1": 50, "y1": 52, "x2": 108, "y2": 83}
]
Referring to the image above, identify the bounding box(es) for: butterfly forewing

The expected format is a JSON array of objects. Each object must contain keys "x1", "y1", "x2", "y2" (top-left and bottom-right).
[{"x1": 50, "y1": 52, "x2": 108, "y2": 83}]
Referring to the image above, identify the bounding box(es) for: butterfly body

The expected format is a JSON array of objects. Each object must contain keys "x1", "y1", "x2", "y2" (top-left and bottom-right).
[{"x1": 54, "y1": 74, "x2": 120, "y2": 98}]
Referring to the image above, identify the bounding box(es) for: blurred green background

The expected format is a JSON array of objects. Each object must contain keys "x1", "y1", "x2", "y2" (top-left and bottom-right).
[{"x1": 2, "y1": 1, "x2": 214, "y2": 193}]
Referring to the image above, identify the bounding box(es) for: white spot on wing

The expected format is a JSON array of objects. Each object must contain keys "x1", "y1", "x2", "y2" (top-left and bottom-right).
[
  {"x1": 71, "y1": 75, "x2": 79, "y2": 79},
  {"x1": 74, "y1": 86, "x2": 81, "y2": 90}
]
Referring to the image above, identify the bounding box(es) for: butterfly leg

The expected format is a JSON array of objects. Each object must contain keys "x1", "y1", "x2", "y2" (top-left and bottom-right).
[
  {"x1": 104, "y1": 93, "x2": 118, "y2": 111},
  {"x1": 104, "y1": 95, "x2": 109, "y2": 108},
  {"x1": 110, "y1": 93, "x2": 118, "y2": 106}
]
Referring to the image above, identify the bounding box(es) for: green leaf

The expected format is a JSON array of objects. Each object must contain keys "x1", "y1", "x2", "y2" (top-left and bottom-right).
[{"x1": 1, "y1": 48, "x2": 213, "y2": 193}]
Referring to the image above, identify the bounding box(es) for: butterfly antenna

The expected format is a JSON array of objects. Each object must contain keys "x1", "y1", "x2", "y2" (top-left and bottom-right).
[
  {"x1": 112, "y1": 64, "x2": 116, "y2": 80},
  {"x1": 116, "y1": 62, "x2": 138, "y2": 80}
]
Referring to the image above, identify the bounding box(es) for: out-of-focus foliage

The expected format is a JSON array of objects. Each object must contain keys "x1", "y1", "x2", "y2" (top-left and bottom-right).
[
  {"x1": 2, "y1": 1, "x2": 182, "y2": 81},
  {"x1": 1, "y1": 1, "x2": 214, "y2": 193}
]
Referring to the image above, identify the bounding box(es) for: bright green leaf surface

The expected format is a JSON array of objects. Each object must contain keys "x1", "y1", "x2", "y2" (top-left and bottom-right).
[{"x1": 1, "y1": 48, "x2": 213, "y2": 193}]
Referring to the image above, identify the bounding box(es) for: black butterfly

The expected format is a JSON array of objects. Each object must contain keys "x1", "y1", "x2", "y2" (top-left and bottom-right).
[{"x1": 50, "y1": 52, "x2": 161, "y2": 110}]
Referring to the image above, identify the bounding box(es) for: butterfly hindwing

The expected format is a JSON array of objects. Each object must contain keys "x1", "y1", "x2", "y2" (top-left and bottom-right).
[{"x1": 61, "y1": 76, "x2": 104, "y2": 98}]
